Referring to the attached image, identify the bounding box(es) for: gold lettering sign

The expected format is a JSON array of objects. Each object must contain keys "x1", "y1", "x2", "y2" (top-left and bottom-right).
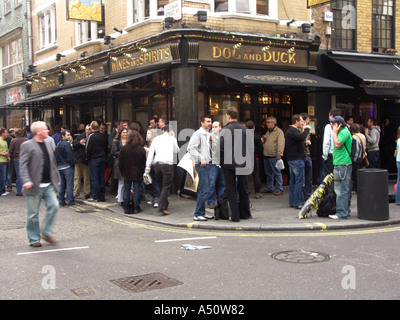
[
  {"x1": 111, "y1": 46, "x2": 171, "y2": 73},
  {"x1": 31, "y1": 77, "x2": 60, "y2": 93},
  {"x1": 244, "y1": 75, "x2": 317, "y2": 84},
  {"x1": 307, "y1": 0, "x2": 330, "y2": 8},
  {"x1": 199, "y1": 42, "x2": 308, "y2": 68}
]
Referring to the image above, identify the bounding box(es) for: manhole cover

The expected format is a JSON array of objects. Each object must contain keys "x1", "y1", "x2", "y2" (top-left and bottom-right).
[
  {"x1": 271, "y1": 250, "x2": 330, "y2": 264},
  {"x1": 110, "y1": 273, "x2": 183, "y2": 293},
  {"x1": 71, "y1": 287, "x2": 95, "y2": 297},
  {"x1": 0, "y1": 223, "x2": 25, "y2": 230}
]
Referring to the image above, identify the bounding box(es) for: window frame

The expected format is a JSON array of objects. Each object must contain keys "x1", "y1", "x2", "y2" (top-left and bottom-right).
[{"x1": 372, "y1": 0, "x2": 395, "y2": 51}]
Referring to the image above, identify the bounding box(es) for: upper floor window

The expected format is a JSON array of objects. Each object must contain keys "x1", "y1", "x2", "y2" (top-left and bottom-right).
[
  {"x1": 4, "y1": 0, "x2": 12, "y2": 12},
  {"x1": 37, "y1": 5, "x2": 57, "y2": 50},
  {"x1": 128, "y1": 0, "x2": 167, "y2": 24},
  {"x1": 1, "y1": 38, "x2": 23, "y2": 84},
  {"x1": 331, "y1": 0, "x2": 356, "y2": 51},
  {"x1": 214, "y1": 0, "x2": 270, "y2": 15},
  {"x1": 372, "y1": 0, "x2": 395, "y2": 51}
]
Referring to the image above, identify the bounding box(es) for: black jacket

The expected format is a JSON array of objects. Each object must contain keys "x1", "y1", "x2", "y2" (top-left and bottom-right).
[
  {"x1": 219, "y1": 121, "x2": 254, "y2": 174},
  {"x1": 284, "y1": 126, "x2": 310, "y2": 161},
  {"x1": 85, "y1": 131, "x2": 108, "y2": 161},
  {"x1": 73, "y1": 132, "x2": 88, "y2": 164}
]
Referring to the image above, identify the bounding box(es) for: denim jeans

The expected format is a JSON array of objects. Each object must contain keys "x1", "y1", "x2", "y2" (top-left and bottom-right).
[
  {"x1": 123, "y1": 180, "x2": 141, "y2": 212},
  {"x1": 6, "y1": 162, "x2": 12, "y2": 189},
  {"x1": 263, "y1": 157, "x2": 283, "y2": 192},
  {"x1": 0, "y1": 162, "x2": 7, "y2": 195},
  {"x1": 367, "y1": 150, "x2": 380, "y2": 168},
  {"x1": 59, "y1": 167, "x2": 75, "y2": 206},
  {"x1": 207, "y1": 164, "x2": 225, "y2": 207},
  {"x1": 396, "y1": 161, "x2": 400, "y2": 204},
  {"x1": 333, "y1": 164, "x2": 352, "y2": 218},
  {"x1": 303, "y1": 156, "x2": 313, "y2": 200},
  {"x1": 25, "y1": 185, "x2": 59, "y2": 245},
  {"x1": 288, "y1": 159, "x2": 305, "y2": 207},
  {"x1": 14, "y1": 159, "x2": 23, "y2": 195},
  {"x1": 89, "y1": 157, "x2": 106, "y2": 200},
  {"x1": 194, "y1": 164, "x2": 209, "y2": 217}
]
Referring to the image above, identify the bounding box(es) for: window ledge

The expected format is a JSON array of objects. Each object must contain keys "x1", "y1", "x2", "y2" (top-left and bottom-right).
[
  {"x1": 216, "y1": 12, "x2": 279, "y2": 24},
  {"x1": 35, "y1": 43, "x2": 58, "y2": 55},
  {"x1": 125, "y1": 17, "x2": 164, "y2": 32},
  {"x1": 73, "y1": 39, "x2": 103, "y2": 51}
]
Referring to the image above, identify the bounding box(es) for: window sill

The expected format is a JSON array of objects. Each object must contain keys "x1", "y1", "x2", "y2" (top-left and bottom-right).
[
  {"x1": 73, "y1": 39, "x2": 103, "y2": 51},
  {"x1": 125, "y1": 17, "x2": 164, "y2": 32},
  {"x1": 35, "y1": 43, "x2": 58, "y2": 55},
  {"x1": 215, "y1": 12, "x2": 279, "y2": 24}
]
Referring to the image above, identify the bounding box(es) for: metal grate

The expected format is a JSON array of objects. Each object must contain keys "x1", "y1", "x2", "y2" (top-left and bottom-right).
[
  {"x1": 110, "y1": 273, "x2": 183, "y2": 293},
  {"x1": 271, "y1": 250, "x2": 331, "y2": 264}
]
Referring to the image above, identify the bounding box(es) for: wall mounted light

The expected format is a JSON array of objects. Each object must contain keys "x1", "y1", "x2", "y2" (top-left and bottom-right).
[
  {"x1": 287, "y1": 18, "x2": 297, "y2": 26},
  {"x1": 196, "y1": 10, "x2": 207, "y2": 22},
  {"x1": 104, "y1": 35, "x2": 115, "y2": 45},
  {"x1": 301, "y1": 23, "x2": 311, "y2": 33},
  {"x1": 56, "y1": 53, "x2": 65, "y2": 62},
  {"x1": 164, "y1": 17, "x2": 174, "y2": 29}
]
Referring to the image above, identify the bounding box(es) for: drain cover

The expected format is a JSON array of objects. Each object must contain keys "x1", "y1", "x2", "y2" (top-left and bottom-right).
[
  {"x1": 271, "y1": 250, "x2": 330, "y2": 264},
  {"x1": 110, "y1": 273, "x2": 183, "y2": 293},
  {"x1": 71, "y1": 287, "x2": 95, "y2": 297}
]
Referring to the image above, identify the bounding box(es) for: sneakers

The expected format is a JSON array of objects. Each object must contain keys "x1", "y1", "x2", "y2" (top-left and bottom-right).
[
  {"x1": 193, "y1": 215, "x2": 207, "y2": 221},
  {"x1": 328, "y1": 214, "x2": 339, "y2": 220},
  {"x1": 1, "y1": 192, "x2": 9, "y2": 196}
]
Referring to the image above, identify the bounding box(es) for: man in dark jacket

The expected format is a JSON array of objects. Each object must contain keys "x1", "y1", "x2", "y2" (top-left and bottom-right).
[
  {"x1": 55, "y1": 130, "x2": 76, "y2": 206},
  {"x1": 72, "y1": 125, "x2": 91, "y2": 199},
  {"x1": 86, "y1": 121, "x2": 108, "y2": 202},
  {"x1": 219, "y1": 107, "x2": 254, "y2": 222},
  {"x1": 285, "y1": 114, "x2": 311, "y2": 209}
]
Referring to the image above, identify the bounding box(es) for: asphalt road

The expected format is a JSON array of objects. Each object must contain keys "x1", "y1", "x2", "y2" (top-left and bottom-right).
[{"x1": 1, "y1": 194, "x2": 399, "y2": 304}]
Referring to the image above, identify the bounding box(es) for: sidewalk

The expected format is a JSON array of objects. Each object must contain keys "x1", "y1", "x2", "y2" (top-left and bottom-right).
[{"x1": 76, "y1": 183, "x2": 400, "y2": 232}]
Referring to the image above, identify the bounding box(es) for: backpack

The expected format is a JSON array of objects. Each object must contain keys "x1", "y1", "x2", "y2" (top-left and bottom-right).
[
  {"x1": 344, "y1": 131, "x2": 364, "y2": 164},
  {"x1": 316, "y1": 185, "x2": 336, "y2": 217}
]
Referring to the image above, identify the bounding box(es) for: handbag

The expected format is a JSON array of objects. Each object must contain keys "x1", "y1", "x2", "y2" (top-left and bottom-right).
[{"x1": 214, "y1": 197, "x2": 231, "y2": 220}]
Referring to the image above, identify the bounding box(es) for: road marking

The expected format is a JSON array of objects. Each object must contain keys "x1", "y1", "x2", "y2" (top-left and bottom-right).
[
  {"x1": 88, "y1": 211, "x2": 400, "y2": 238},
  {"x1": 17, "y1": 246, "x2": 90, "y2": 256},
  {"x1": 155, "y1": 236, "x2": 217, "y2": 243}
]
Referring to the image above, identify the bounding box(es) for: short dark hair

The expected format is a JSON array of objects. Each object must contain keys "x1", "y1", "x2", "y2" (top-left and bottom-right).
[
  {"x1": 162, "y1": 125, "x2": 171, "y2": 132},
  {"x1": 245, "y1": 120, "x2": 255, "y2": 129},
  {"x1": 61, "y1": 130, "x2": 70, "y2": 137},
  {"x1": 226, "y1": 107, "x2": 239, "y2": 120},
  {"x1": 200, "y1": 115, "x2": 212, "y2": 124},
  {"x1": 368, "y1": 117, "x2": 377, "y2": 126},
  {"x1": 291, "y1": 114, "x2": 302, "y2": 124},
  {"x1": 0, "y1": 128, "x2": 6, "y2": 135}
]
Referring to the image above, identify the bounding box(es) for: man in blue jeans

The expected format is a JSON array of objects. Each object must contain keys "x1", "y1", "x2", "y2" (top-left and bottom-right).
[
  {"x1": 284, "y1": 115, "x2": 311, "y2": 209},
  {"x1": 187, "y1": 115, "x2": 213, "y2": 221},
  {"x1": 55, "y1": 130, "x2": 76, "y2": 206},
  {"x1": 19, "y1": 121, "x2": 60, "y2": 247},
  {"x1": 0, "y1": 128, "x2": 10, "y2": 196},
  {"x1": 329, "y1": 116, "x2": 353, "y2": 220},
  {"x1": 86, "y1": 121, "x2": 108, "y2": 202}
]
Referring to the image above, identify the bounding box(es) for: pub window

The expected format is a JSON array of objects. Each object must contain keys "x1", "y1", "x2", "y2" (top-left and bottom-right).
[
  {"x1": 214, "y1": 0, "x2": 270, "y2": 16},
  {"x1": 372, "y1": 0, "x2": 395, "y2": 51},
  {"x1": 1, "y1": 38, "x2": 23, "y2": 84},
  {"x1": 331, "y1": 0, "x2": 356, "y2": 51},
  {"x1": 128, "y1": 0, "x2": 168, "y2": 23},
  {"x1": 37, "y1": 5, "x2": 57, "y2": 50}
]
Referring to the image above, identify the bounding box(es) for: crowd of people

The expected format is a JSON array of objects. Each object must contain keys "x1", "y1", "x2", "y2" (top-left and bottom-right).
[{"x1": 1, "y1": 106, "x2": 400, "y2": 246}]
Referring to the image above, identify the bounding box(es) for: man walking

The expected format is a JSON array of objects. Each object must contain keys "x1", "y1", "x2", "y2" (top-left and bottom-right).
[
  {"x1": 219, "y1": 107, "x2": 253, "y2": 222},
  {"x1": 19, "y1": 121, "x2": 60, "y2": 247},
  {"x1": 86, "y1": 121, "x2": 108, "y2": 202},
  {"x1": 261, "y1": 116, "x2": 285, "y2": 195},
  {"x1": 329, "y1": 116, "x2": 353, "y2": 220},
  {"x1": 145, "y1": 125, "x2": 180, "y2": 215},
  {"x1": 365, "y1": 117, "x2": 381, "y2": 168},
  {"x1": 55, "y1": 130, "x2": 76, "y2": 206},
  {"x1": 285, "y1": 114, "x2": 311, "y2": 209},
  {"x1": 187, "y1": 115, "x2": 213, "y2": 221}
]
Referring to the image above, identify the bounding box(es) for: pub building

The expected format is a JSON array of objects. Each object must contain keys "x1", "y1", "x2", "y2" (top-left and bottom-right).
[{"x1": 12, "y1": 29, "x2": 349, "y2": 185}]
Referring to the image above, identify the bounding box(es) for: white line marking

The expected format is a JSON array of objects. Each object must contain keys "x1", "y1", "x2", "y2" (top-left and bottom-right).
[
  {"x1": 17, "y1": 246, "x2": 90, "y2": 256},
  {"x1": 155, "y1": 236, "x2": 217, "y2": 243}
]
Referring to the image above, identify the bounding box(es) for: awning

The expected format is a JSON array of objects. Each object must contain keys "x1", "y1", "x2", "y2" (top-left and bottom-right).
[
  {"x1": 15, "y1": 69, "x2": 165, "y2": 106},
  {"x1": 205, "y1": 66, "x2": 352, "y2": 89},
  {"x1": 324, "y1": 54, "x2": 400, "y2": 96}
]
